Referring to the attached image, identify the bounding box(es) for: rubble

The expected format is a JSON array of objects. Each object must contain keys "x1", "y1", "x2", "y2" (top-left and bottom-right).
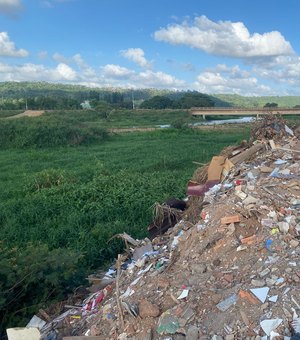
[{"x1": 9, "y1": 115, "x2": 300, "y2": 339}]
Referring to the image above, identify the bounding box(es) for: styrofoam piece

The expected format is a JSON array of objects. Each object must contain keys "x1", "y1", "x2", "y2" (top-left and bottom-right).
[
  {"x1": 250, "y1": 287, "x2": 270, "y2": 303},
  {"x1": 260, "y1": 318, "x2": 283, "y2": 336}
]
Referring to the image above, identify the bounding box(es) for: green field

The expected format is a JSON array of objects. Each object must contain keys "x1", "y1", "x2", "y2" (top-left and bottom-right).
[{"x1": 0, "y1": 109, "x2": 250, "y2": 332}]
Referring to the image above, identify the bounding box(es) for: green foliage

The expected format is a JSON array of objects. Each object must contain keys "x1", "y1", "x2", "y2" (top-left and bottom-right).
[
  {"x1": 264, "y1": 102, "x2": 278, "y2": 108},
  {"x1": 0, "y1": 119, "x2": 108, "y2": 148},
  {"x1": 171, "y1": 118, "x2": 189, "y2": 129},
  {"x1": 140, "y1": 96, "x2": 174, "y2": 109},
  {"x1": 173, "y1": 91, "x2": 214, "y2": 109},
  {"x1": 139, "y1": 92, "x2": 214, "y2": 110},
  {"x1": 0, "y1": 243, "x2": 84, "y2": 333}
]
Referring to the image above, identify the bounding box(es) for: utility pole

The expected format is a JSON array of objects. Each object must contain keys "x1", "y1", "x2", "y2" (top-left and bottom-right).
[{"x1": 131, "y1": 90, "x2": 135, "y2": 110}]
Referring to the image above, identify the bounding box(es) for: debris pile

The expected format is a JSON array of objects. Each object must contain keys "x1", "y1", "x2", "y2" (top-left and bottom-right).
[{"x1": 7, "y1": 116, "x2": 300, "y2": 340}]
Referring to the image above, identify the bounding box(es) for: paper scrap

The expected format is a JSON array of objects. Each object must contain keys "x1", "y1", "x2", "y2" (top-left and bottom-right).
[
  {"x1": 260, "y1": 318, "x2": 283, "y2": 336},
  {"x1": 269, "y1": 295, "x2": 278, "y2": 303},
  {"x1": 250, "y1": 287, "x2": 269, "y2": 303},
  {"x1": 177, "y1": 289, "x2": 189, "y2": 300}
]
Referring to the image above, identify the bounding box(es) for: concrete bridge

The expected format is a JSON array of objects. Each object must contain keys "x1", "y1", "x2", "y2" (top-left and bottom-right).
[{"x1": 190, "y1": 107, "x2": 300, "y2": 119}]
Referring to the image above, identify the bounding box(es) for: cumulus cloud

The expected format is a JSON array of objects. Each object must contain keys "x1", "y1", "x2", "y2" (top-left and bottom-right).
[
  {"x1": 194, "y1": 64, "x2": 271, "y2": 95},
  {"x1": 0, "y1": 0, "x2": 23, "y2": 17},
  {"x1": 135, "y1": 70, "x2": 185, "y2": 88},
  {"x1": 0, "y1": 62, "x2": 77, "y2": 82},
  {"x1": 102, "y1": 64, "x2": 134, "y2": 78},
  {"x1": 121, "y1": 48, "x2": 152, "y2": 68},
  {"x1": 154, "y1": 16, "x2": 294, "y2": 59},
  {"x1": 0, "y1": 32, "x2": 28, "y2": 57},
  {"x1": 52, "y1": 52, "x2": 69, "y2": 63},
  {"x1": 253, "y1": 55, "x2": 300, "y2": 86}
]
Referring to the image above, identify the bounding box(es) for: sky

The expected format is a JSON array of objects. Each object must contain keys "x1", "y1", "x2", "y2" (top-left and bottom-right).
[{"x1": 0, "y1": 0, "x2": 300, "y2": 96}]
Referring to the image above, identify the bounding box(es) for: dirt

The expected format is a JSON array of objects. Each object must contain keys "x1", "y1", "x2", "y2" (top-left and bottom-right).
[{"x1": 5, "y1": 110, "x2": 45, "y2": 119}]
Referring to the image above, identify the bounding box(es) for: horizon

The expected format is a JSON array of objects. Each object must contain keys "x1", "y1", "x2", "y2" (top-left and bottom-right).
[{"x1": 0, "y1": 1, "x2": 300, "y2": 96}]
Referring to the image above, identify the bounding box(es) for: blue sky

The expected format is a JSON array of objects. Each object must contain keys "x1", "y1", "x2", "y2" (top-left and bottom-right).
[{"x1": 1, "y1": 0, "x2": 300, "y2": 95}]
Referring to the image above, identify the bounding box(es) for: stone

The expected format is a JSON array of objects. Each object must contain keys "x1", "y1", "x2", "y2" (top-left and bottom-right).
[
  {"x1": 225, "y1": 335, "x2": 235, "y2": 340},
  {"x1": 243, "y1": 195, "x2": 258, "y2": 205},
  {"x1": 223, "y1": 273, "x2": 234, "y2": 283},
  {"x1": 138, "y1": 299, "x2": 160, "y2": 318},
  {"x1": 259, "y1": 268, "x2": 271, "y2": 277},
  {"x1": 186, "y1": 325, "x2": 199, "y2": 340},
  {"x1": 290, "y1": 239, "x2": 299, "y2": 248},
  {"x1": 136, "y1": 329, "x2": 152, "y2": 340},
  {"x1": 251, "y1": 279, "x2": 265, "y2": 287},
  {"x1": 191, "y1": 263, "x2": 207, "y2": 274},
  {"x1": 278, "y1": 221, "x2": 289, "y2": 233}
]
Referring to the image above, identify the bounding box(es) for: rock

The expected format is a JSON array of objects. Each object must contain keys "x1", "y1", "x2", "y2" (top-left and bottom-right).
[
  {"x1": 290, "y1": 239, "x2": 299, "y2": 248},
  {"x1": 259, "y1": 268, "x2": 270, "y2": 277},
  {"x1": 243, "y1": 195, "x2": 258, "y2": 205},
  {"x1": 136, "y1": 329, "x2": 152, "y2": 340},
  {"x1": 251, "y1": 279, "x2": 265, "y2": 287},
  {"x1": 138, "y1": 299, "x2": 160, "y2": 318},
  {"x1": 278, "y1": 221, "x2": 289, "y2": 233},
  {"x1": 223, "y1": 273, "x2": 234, "y2": 283},
  {"x1": 191, "y1": 263, "x2": 207, "y2": 274},
  {"x1": 225, "y1": 335, "x2": 235, "y2": 340},
  {"x1": 186, "y1": 325, "x2": 199, "y2": 340},
  {"x1": 260, "y1": 302, "x2": 269, "y2": 310}
]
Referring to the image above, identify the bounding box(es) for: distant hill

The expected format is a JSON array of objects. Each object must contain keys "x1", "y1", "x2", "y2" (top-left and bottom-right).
[
  {"x1": 213, "y1": 94, "x2": 300, "y2": 108},
  {"x1": 0, "y1": 82, "x2": 300, "y2": 108}
]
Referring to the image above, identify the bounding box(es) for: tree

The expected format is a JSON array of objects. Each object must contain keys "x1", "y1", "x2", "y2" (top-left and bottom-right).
[
  {"x1": 264, "y1": 102, "x2": 278, "y2": 108},
  {"x1": 173, "y1": 92, "x2": 214, "y2": 109},
  {"x1": 140, "y1": 96, "x2": 174, "y2": 109}
]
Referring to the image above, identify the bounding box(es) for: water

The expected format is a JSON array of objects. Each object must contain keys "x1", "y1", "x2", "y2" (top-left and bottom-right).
[{"x1": 157, "y1": 116, "x2": 255, "y2": 128}]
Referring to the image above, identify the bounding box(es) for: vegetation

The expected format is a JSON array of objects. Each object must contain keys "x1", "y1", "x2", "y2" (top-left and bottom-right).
[
  {"x1": 2, "y1": 81, "x2": 300, "y2": 110},
  {"x1": 0, "y1": 108, "x2": 250, "y2": 334},
  {"x1": 140, "y1": 92, "x2": 214, "y2": 109}
]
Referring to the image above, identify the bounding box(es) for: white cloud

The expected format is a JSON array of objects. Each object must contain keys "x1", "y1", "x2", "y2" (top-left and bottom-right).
[
  {"x1": 0, "y1": 62, "x2": 77, "y2": 82},
  {"x1": 102, "y1": 64, "x2": 134, "y2": 78},
  {"x1": 154, "y1": 16, "x2": 293, "y2": 59},
  {"x1": 135, "y1": 70, "x2": 185, "y2": 88},
  {"x1": 0, "y1": 32, "x2": 28, "y2": 57},
  {"x1": 0, "y1": 0, "x2": 23, "y2": 17},
  {"x1": 194, "y1": 64, "x2": 272, "y2": 95},
  {"x1": 52, "y1": 52, "x2": 69, "y2": 63},
  {"x1": 253, "y1": 55, "x2": 300, "y2": 86},
  {"x1": 121, "y1": 48, "x2": 152, "y2": 68},
  {"x1": 56, "y1": 63, "x2": 77, "y2": 80}
]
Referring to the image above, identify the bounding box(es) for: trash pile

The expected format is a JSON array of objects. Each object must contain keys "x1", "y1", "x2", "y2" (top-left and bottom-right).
[{"x1": 7, "y1": 115, "x2": 300, "y2": 340}]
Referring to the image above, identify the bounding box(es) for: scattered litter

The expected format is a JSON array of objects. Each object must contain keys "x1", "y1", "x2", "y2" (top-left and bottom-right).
[
  {"x1": 216, "y1": 294, "x2": 238, "y2": 311},
  {"x1": 260, "y1": 318, "x2": 283, "y2": 336},
  {"x1": 250, "y1": 287, "x2": 270, "y2": 303}
]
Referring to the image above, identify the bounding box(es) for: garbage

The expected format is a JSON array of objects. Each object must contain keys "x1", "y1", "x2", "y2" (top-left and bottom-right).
[
  {"x1": 250, "y1": 287, "x2": 270, "y2": 303},
  {"x1": 220, "y1": 215, "x2": 240, "y2": 224},
  {"x1": 19, "y1": 117, "x2": 300, "y2": 339},
  {"x1": 157, "y1": 309, "x2": 180, "y2": 335},
  {"x1": 6, "y1": 328, "x2": 41, "y2": 340},
  {"x1": 260, "y1": 318, "x2": 283, "y2": 336},
  {"x1": 216, "y1": 294, "x2": 238, "y2": 311},
  {"x1": 177, "y1": 289, "x2": 189, "y2": 300}
]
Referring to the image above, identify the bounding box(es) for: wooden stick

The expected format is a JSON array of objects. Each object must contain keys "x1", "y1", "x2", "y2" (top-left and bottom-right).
[
  {"x1": 273, "y1": 147, "x2": 300, "y2": 153},
  {"x1": 116, "y1": 254, "x2": 125, "y2": 331}
]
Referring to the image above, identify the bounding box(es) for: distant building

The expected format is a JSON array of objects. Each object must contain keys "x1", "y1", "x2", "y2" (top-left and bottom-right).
[{"x1": 80, "y1": 100, "x2": 91, "y2": 109}]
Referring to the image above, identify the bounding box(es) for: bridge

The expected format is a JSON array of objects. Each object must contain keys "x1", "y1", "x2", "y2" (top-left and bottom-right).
[{"x1": 190, "y1": 107, "x2": 300, "y2": 119}]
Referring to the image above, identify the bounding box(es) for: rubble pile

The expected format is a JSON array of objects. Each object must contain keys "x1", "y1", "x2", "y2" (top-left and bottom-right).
[{"x1": 8, "y1": 117, "x2": 300, "y2": 340}]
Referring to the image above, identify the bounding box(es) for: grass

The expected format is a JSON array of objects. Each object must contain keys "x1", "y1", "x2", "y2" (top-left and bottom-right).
[{"x1": 0, "y1": 110, "x2": 251, "y2": 332}]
